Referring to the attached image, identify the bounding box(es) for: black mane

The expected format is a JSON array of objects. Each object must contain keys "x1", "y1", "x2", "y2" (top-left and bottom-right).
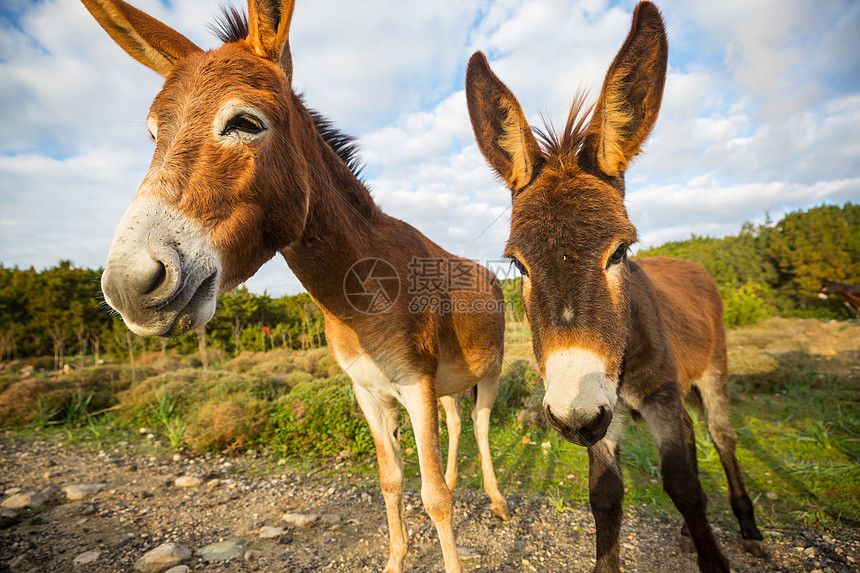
[
  {"x1": 209, "y1": 6, "x2": 248, "y2": 44},
  {"x1": 308, "y1": 107, "x2": 366, "y2": 180},
  {"x1": 210, "y1": 8, "x2": 365, "y2": 180}
]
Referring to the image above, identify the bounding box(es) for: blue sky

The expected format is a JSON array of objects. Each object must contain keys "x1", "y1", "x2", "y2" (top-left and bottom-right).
[{"x1": 1, "y1": 0, "x2": 858, "y2": 296}]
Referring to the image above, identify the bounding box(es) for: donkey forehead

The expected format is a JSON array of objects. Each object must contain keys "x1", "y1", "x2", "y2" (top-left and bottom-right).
[
  {"x1": 150, "y1": 45, "x2": 286, "y2": 117},
  {"x1": 508, "y1": 178, "x2": 637, "y2": 257}
]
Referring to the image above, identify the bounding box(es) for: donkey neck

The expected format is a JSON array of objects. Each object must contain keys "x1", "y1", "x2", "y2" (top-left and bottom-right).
[{"x1": 279, "y1": 98, "x2": 388, "y2": 318}]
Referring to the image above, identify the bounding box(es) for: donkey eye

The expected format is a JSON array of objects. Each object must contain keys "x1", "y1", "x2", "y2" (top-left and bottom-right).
[
  {"x1": 222, "y1": 114, "x2": 265, "y2": 136},
  {"x1": 511, "y1": 257, "x2": 529, "y2": 277},
  {"x1": 607, "y1": 244, "x2": 628, "y2": 268}
]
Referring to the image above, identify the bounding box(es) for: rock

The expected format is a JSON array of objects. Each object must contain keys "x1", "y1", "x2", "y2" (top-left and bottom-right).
[
  {"x1": 321, "y1": 513, "x2": 341, "y2": 526},
  {"x1": 196, "y1": 539, "x2": 248, "y2": 562},
  {"x1": 282, "y1": 513, "x2": 319, "y2": 527},
  {"x1": 0, "y1": 507, "x2": 20, "y2": 528},
  {"x1": 133, "y1": 542, "x2": 192, "y2": 573},
  {"x1": 205, "y1": 479, "x2": 220, "y2": 489},
  {"x1": 63, "y1": 483, "x2": 106, "y2": 500},
  {"x1": 174, "y1": 476, "x2": 202, "y2": 488},
  {"x1": 764, "y1": 491, "x2": 779, "y2": 501},
  {"x1": 260, "y1": 526, "x2": 287, "y2": 538},
  {"x1": 1, "y1": 491, "x2": 48, "y2": 510},
  {"x1": 20, "y1": 364, "x2": 35, "y2": 377},
  {"x1": 244, "y1": 549, "x2": 261, "y2": 562},
  {"x1": 3, "y1": 487, "x2": 21, "y2": 496},
  {"x1": 164, "y1": 567, "x2": 190, "y2": 573},
  {"x1": 79, "y1": 503, "x2": 97, "y2": 516},
  {"x1": 73, "y1": 550, "x2": 100, "y2": 566},
  {"x1": 42, "y1": 484, "x2": 63, "y2": 500},
  {"x1": 457, "y1": 547, "x2": 480, "y2": 560}
]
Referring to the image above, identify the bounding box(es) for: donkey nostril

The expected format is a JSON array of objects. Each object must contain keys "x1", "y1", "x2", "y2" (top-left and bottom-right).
[{"x1": 143, "y1": 260, "x2": 168, "y2": 296}]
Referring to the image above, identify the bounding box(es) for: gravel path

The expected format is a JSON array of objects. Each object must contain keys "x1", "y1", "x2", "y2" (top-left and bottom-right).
[{"x1": 1, "y1": 432, "x2": 856, "y2": 572}]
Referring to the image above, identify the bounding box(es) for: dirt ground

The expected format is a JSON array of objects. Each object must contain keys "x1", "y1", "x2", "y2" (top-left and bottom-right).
[{"x1": 1, "y1": 431, "x2": 857, "y2": 573}]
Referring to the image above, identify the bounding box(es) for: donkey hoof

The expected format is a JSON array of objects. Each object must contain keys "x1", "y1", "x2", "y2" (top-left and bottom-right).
[
  {"x1": 742, "y1": 538, "x2": 769, "y2": 559},
  {"x1": 679, "y1": 534, "x2": 696, "y2": 553},
  {"x1": 492, "y1": 501, "x2": 511, "y2": 521}
]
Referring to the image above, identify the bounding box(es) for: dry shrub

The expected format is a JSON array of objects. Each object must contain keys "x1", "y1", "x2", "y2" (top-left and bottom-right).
[
  {"x1": 0, "y1": 378, "x2": 61, "y2": 425},
  {"x1": 184, "y1": 398, "x2": 269, "y2": 452}
]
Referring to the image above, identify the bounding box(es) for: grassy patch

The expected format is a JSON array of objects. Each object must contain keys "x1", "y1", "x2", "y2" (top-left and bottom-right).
[{"x1": 1, "y1": 317, "x2": 858, "y2": 536}]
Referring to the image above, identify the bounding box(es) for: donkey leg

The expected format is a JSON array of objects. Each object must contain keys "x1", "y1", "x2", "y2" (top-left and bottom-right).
[
  {"x1": 697, "y1": 369, "x2": 767, "y2": 557},
  {"x1": 401, "y1": 379, "x2": 462, "y2": 573},
  {"x1": 641, "y1": 390, "x2": 730, "y2": 573},
  {"x1": 352, "y1": 382, "x2": 408, "y2": 573},
  {"x1": 679, "y1": 409, "x2": 700, "y2": 554},
  {"x1": 588, "y1": 413, "x2": 625, "y2": 573},
  {"x1": 471, "y1": 374, "x2": 511, "y2": 520},
  {"x1": 439, "y1": 395, "x2": 462, "y2": 491}
]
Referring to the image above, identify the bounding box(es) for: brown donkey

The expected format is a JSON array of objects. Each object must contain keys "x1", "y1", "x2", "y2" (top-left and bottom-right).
[
  {"x1": 82, "y1": 0, "x2": 510, "y2": 571},
  {"x1": 466, "y1": 2, "x2": 765, "y2": 572},
  {"x1": 819, "y1": 278, "x2": 860, "y2": 319}
]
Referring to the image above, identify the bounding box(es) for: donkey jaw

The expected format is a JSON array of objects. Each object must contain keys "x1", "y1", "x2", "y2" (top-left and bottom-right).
[
  {"x1": 542, "y1": 347, "x2": 619, "y2": 447},
  {"x1": 101, "y1": 198, "x2": 222, "y2": 338}
]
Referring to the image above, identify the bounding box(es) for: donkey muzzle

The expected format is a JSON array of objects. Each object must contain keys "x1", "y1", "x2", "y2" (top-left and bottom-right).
[
  {"x1": 101, "y1": 198, "x2": 221, "y2": 337},
  {"x1": 543, "y1": 402, "x2": 612, "y2": 447}
]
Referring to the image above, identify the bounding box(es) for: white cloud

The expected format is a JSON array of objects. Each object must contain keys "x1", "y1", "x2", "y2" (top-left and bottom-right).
[{"x1": 1, "y1": 0, "x2": 858, "y2": 299}]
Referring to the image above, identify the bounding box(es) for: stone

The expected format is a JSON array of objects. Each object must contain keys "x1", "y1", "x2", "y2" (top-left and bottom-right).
[
  {"x1": 3, "y1": 487, "x2": 21, "y2": 496},
  {"x1": 205, "y1": 479, "x2": 220, "y2": 489},
  {"x1": 0, "y1": 507, "x2": 20, "y2": 528},
  {"x1": 174, "y1": 476, "x2": 202, "y2": 488},
  {"x1": 321, "y1": 513, "x2": 341, "y2": 526},
  {"x1": 282, "y1": 513, "x2": 319, "y2": 527},
  {"x1": 1, "y1": 491, "x2": 48, "y2": 510},
  {"x1": 764, "y1": 491, "x2": 779, "y2": 501},
  {"x1": 244, "y1": 550, "x2": 261, "y2": 562},
  {"x1": 457, "y1": 547, "x2": 480, "y2": 560},
  {"x1": 63, "y1": 483, "x2": 106, "y2": 500},
  {"x1": 133, "y1": 542, "x2": 192, "y2": 573},
  {"x1": 42, "y1": 484, "x2": 63, "y2": 500},
  {"x1": 196, "y1": 539, "x2": 248, "y2": 562},
  {"x1": 260, "y1": 526, "x2": 287, "y2": 538},
  {"x1": 73, "y1": 550, "x2": 100, "y2": 566},
  {"x1": 164, "y1": 567, "x2": 191, "y2": 573}
]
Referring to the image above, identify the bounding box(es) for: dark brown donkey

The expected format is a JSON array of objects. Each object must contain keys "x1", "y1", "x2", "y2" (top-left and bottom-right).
[
  {"x1": 466, "y1": 2, "x2": 765, "y2": 572},
  {"x1": 82, "y1": 1, "x2": 510, "y2": 571},
  {"x1": 819, "y1": 278, "x2": 860, "y2": 319}
]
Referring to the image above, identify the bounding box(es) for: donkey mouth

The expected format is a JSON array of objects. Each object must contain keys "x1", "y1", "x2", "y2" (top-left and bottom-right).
[
  {"x1": 543, "y1": 404, "x2": 612, "y2": 447},
  {"x1": 160, "y1": 272, "x2": 218, "y2": 337}
]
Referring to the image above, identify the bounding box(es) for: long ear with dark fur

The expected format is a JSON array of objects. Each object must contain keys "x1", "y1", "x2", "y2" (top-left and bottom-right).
[
  {"x1": 466, "y1": 51, "x2": 543, "y2": 197},
  {"x1": 580, "y1": 1, "x2": 667, "y2": 178},
  {"x1": 247, "y1": 0, "x2": 295, "y2": 79},
  {"x1": 81, "y1": 0, "x2": 201, "y2": 77}
]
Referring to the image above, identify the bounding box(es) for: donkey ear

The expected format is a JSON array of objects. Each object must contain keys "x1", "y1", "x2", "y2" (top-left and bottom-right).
[
  {"x1": 581, "y1": 1, "x2": 667, "y2": 178},
  {"x1": 247, "y1": 0, "x2": 295, "y2": 78},
  {"x1": 81, "y1": 0, "x2": 201, "y2": 77},
  {"x1": 466, "y1": 51, "x2": 543, "y2": 197}
]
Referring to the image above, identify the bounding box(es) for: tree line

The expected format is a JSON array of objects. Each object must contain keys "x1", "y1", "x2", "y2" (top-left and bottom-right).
[
  {"x1": 0, "y1": 202, "x2": 856, "y2": 361},
  {"x1": 0, "y1": 263, "x2": 325, "y2": 362},
  {"x1": 633, "y1": 202, "x2": 859, "y2": 325}
]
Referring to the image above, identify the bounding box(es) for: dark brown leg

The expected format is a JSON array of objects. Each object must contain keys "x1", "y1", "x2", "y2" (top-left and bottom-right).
[
  {"x1": 588, "y1": 415, "x2": 625, "y2": 573},
  {"x1": 640, "y1": 388, "x2": 730, "y2": 573},
  {"x1": 697, "y1": 370, "x2": 767, "y2": 557}
]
